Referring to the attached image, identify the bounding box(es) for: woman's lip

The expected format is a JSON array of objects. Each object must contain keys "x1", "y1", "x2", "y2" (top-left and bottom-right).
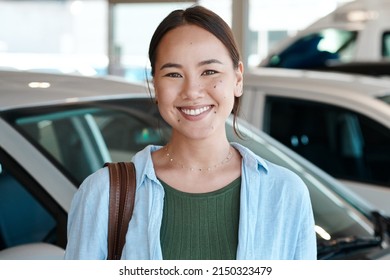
[{"x1": 179, "y1": 105, "x2": 213, "y2": 116}]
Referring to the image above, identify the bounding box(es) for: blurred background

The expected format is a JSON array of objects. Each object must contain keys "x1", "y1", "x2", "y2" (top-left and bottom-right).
[
  {"x1": 1, "y1": 0, "x2": 390, "y2": 261},
  {"x1": 0, "y1": 0, "x2": 353, "y2": 83}
]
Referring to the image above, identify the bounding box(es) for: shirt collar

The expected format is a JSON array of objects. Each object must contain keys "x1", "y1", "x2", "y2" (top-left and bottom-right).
[
  {"x1": 231, "y1": 142, "x2": 269, "y2": 173},
  {"x1": 132, "y1": 145, "x2": 162, "y2": 186}
]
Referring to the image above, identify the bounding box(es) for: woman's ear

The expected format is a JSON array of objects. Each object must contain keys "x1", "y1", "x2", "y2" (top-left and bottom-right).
[{"x1": 234, "y1": 61, "x2": 244, "y2": 97}]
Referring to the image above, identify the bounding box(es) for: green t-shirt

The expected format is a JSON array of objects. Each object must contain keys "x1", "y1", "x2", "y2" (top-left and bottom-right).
[{"x1": 159, "y1": 177, "x2": 241, "y2": 260}]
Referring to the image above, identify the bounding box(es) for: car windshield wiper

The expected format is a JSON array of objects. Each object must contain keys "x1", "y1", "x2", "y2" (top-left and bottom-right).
[
  {"x1": 317, "y1": 235, "x2": 382, "y2": 260},
  {"x1": 317, "y1": 211, "x2": 390, "y2": 260}
]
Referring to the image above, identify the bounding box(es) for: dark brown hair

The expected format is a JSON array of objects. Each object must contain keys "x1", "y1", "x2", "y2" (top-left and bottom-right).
[{"x1": 148, "y1": 5, "x2": 242, "y2": 136}]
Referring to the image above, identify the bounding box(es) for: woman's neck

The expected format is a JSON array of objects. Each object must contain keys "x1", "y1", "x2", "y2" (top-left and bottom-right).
[
  {"x1": 166, "y1": 136, "x2": 231, "y2": 169},
  {"x1": 164, "y1": 142, "x2": 233, "y2": 172}
]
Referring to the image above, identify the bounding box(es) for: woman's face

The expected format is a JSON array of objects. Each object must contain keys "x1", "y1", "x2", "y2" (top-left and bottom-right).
[{"x1": 153, "y1": 24, "x2": 243, "y2": 141}]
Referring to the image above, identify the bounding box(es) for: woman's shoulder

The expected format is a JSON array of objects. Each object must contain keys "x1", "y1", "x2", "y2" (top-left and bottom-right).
[
  {"x1": 132, "y1": 144, "x2": 161, "y2": 162},
  {"x1": 75, "y1": 167, "x2": 110, "y2": 203},
  {"x1": 265, "y1": 160, "x2": 306, "y2": 188}
]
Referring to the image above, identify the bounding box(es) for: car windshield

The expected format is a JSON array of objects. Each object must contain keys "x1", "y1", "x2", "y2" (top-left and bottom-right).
[
  {"x1": 266, "y1": 28, "x2": 358, "y2": 69},
  {"x1": 4, "y1": 97, "x2": 374, "y2": 249}
]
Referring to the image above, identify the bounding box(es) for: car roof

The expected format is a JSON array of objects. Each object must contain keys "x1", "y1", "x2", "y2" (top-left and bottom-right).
[
  {"x1": 0, "y1": 70, "x2": 151, "y2": 111},
  {"x1": 309, "y1": 0, "x2": 390, "y2": 29},
  {"x1": 245, "y1": 67, "x2": 390, "y2": 100}
]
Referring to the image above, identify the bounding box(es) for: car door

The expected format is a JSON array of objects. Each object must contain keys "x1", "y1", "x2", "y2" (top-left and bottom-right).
[
  {"x1": 262, "y1": 96, "x2": 390, "y2": 214},
  {"x1": 0, "y1": 150, "x2": 67, "y2": 251}
]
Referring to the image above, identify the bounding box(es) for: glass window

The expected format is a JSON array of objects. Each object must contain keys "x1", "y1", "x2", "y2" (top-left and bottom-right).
[
  {"x1": 266, "y1": 28, "x2": 358, "y2": 68},
  {"x1": 382, "y1": 31, "x2": 390, "y2": 57},
  {"x1": 110, "y1": 1, "x2": 231, "y2": 82},
  {"x1": 264, "y1": 97, "x2": 390, "y2": 187},
  {"x1": 0, "y1": 158, "x2": 57, "y2": 249},
  {"x1": 9, "y1": 99, "x2": 169, "y2": 185},
  {"x1": 358, "y1": 114, "x2": 390, "y2": 185},
  {"x1": 0, "y1": 0, "x2": 107, "y2": 76},
  {"x1": 110, "y1": 2, "x2": 195, "y2": 82}
]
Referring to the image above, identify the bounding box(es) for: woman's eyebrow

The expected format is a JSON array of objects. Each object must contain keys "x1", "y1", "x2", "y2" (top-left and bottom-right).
[
  {"x1": 159, "y1": 59, "x2": 223, "y2": 70},
  {"x1": 198, "y1": 59, "x2": 223, "y2": 66},
  {"x1": 160, "y1": 63, "x2": 182, "y2": 70}
]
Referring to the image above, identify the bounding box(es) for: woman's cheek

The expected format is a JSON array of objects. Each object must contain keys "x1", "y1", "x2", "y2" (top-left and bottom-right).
[
  {"x1": 155, "y1": 82, "x2": 177, "y2": 101},
  {"x1": 208, "y1": 78, "x2": 232, "y2": 100}
]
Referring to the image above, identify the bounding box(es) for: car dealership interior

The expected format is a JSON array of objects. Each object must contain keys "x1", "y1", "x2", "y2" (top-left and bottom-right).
[{"x1": 0, "y1": 0, "x2": 389, "y2": 265}]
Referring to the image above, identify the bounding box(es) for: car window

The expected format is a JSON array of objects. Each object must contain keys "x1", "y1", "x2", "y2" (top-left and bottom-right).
[
  {"x1": 267, "y1": 29, "x2": 358, "y2": 68},
  {"x1": 0, "y1": 159, "x2": 57, "y2": 250},
  {"x1": 382, "y1": 31, "x2": 390, "y2": 58},
  {"x1": 7, "y1": 99, "x2": 169, "y2": 185},
  {"x1": 264, "y1": 97, "x2": 390, "y2": 187}
]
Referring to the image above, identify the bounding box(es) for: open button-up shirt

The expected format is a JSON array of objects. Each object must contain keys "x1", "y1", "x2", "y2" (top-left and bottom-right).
[{"x1": 64, "y1": 143, "x2": 317, "y2": 260}]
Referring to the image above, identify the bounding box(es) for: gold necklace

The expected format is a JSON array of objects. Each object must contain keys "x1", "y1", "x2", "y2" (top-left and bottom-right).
[{"x1": 164, "y1": 145, "x2": 233, "y2": 172}]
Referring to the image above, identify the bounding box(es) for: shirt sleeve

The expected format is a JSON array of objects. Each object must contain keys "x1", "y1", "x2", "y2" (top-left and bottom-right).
[{"x1": 64, "y1": 167, "x2": 110, "y2": 260}]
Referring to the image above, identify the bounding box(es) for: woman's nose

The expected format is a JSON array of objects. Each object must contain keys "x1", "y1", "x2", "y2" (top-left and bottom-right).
[{"x1": 181, "y1": 78, "x2": 204, "y2": 100}]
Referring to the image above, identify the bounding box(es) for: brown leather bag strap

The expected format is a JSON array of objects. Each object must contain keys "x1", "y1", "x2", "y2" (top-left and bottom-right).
[{"x1": 104, "y1": 162, "x2": 136, "y2": 260}]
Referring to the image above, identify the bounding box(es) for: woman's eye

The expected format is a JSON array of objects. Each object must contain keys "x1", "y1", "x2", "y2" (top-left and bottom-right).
[
  {"x1": 202, "y1": 70, "x2": 217, "y2": 76},
  {"x1": 164, "y1": 73, "x2": 182, "y2": 78}
]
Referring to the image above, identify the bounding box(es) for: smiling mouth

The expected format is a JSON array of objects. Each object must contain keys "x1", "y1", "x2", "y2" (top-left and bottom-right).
[{"x1": 180, "y1": 106, "x2": 212, "y2": 116}]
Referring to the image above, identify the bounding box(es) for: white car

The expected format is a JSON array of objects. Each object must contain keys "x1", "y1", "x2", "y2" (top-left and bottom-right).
[
  {"x1": 260, "y1": 0, "x2": 390, "y2": 69},
  {"x1": 0, "y1": 70, "x2": 389, "y2": 260},
  {"x1": 241, "y1": 67, "x2": 390, "y2": 215}
]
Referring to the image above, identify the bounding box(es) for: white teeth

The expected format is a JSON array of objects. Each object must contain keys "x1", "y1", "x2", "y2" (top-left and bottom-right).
[{"x1": 181, "y1": 106, "x2": 211, "y2": 116}]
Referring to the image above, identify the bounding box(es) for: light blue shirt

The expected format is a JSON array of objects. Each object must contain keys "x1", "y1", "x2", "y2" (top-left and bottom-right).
[{"x1": 64, "y1": 143, "x2": 317, "y2": 260}]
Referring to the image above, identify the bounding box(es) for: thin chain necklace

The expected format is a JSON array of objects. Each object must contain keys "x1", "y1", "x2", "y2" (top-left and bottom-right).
[{"x1": 164, "y1": 145, "x2": 233, "y2": 172}]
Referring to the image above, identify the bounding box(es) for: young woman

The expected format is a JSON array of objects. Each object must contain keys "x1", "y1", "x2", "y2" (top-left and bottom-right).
[{"x1": 64, "y1": 5, "x2": 316, "y2": 260}]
